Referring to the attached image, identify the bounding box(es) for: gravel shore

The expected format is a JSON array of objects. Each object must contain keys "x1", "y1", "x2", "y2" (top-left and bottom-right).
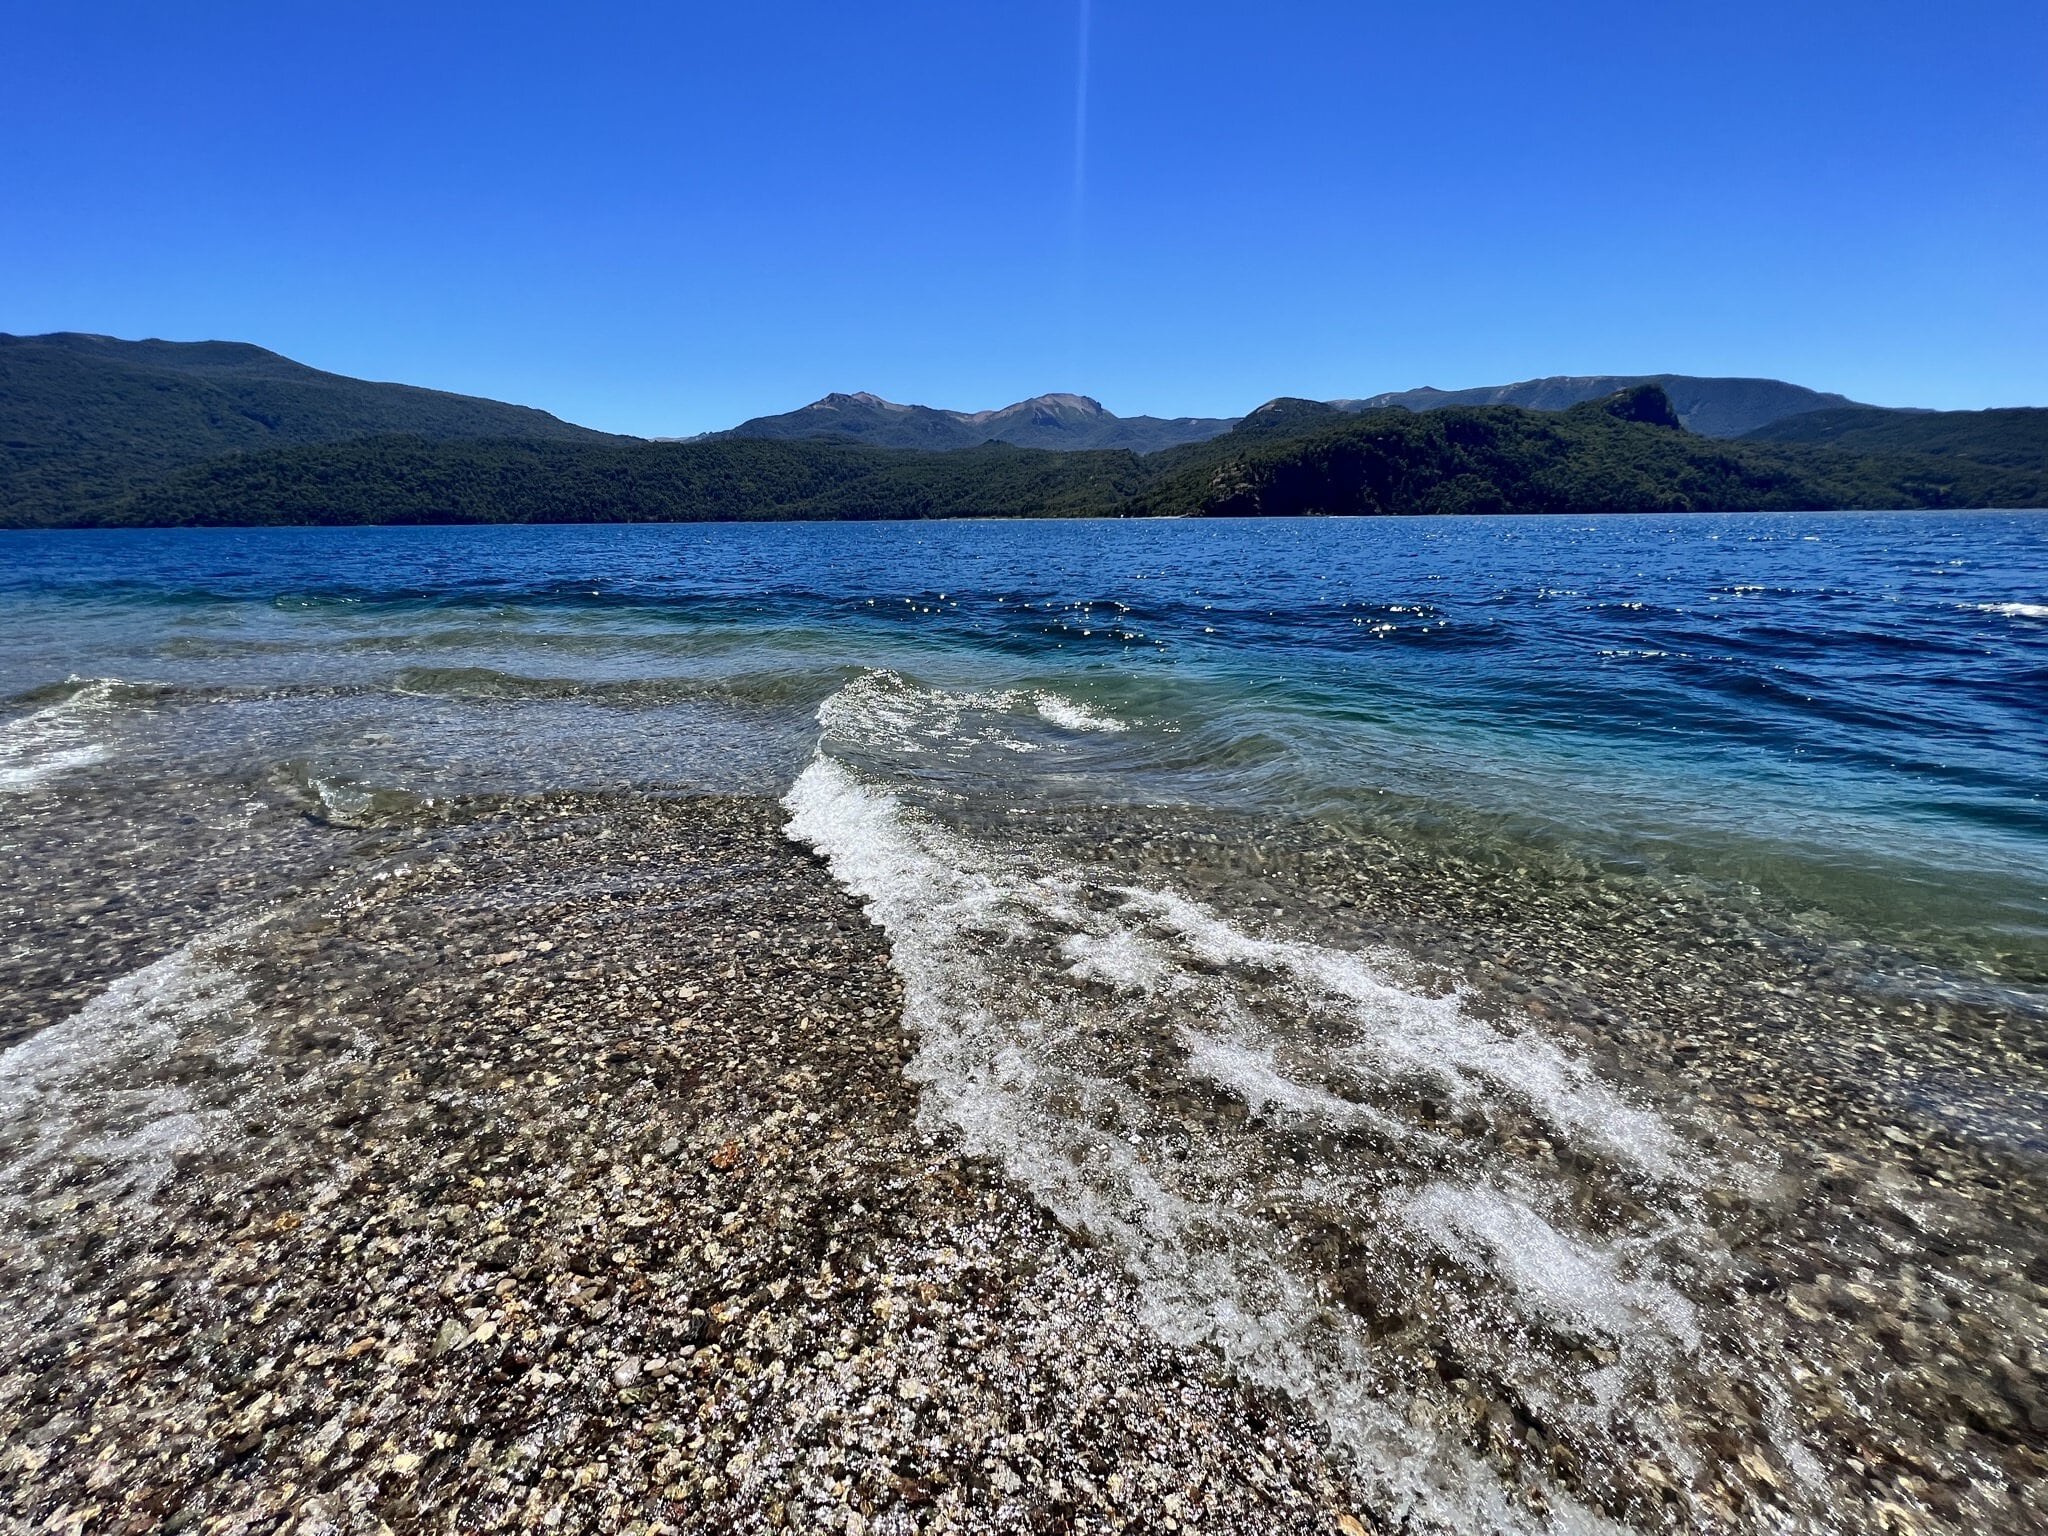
[
  {"x1": 7, "y1": 788, "x2": 2046, "y2": 1536},
  {"x1": 1, "y1": 794, "x2": 1378, "y2": 1535}
]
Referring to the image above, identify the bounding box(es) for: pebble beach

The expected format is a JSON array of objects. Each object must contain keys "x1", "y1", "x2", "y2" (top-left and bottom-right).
[{"x1": 2, "y1": 794, "x2": 1388, "y2": 1535}]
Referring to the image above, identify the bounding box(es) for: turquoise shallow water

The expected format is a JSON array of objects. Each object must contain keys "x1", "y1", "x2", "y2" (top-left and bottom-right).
[{"x1": 4, "y1": 513, "x2": 2044, "y2": 971}]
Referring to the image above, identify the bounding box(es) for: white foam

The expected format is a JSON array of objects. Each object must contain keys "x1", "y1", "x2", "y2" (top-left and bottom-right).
[
  {"x1": 777, "y1": 674, "x2": 1856, "y2": 1530},
  {"x1": 0, "y1": 921, "x2": 253, "y2": 1211},
  {"x1": 0, "y1": 677, "x2": 118, "y2": 792},
  {"x1": 1977, "y1": 600, "x2": 2048, "y2": 620},
  {"x1": 815, "y1": 671, "x2": 1126, "y2": 766},
  {"x1": 1034, "y1": 690, "x2": 1128, "y2": 733},
  {"x1": 1119, "y1": 882, "x2": 1691, "y2": 1182},
  {"x1": 816, "y1": 670, "x2": 1025, "y2": 758},
  {"x1": 1402, "y1": 1182, "x2": 1700, "y2": 1348},
  {"x1": 786, "y1": 726, "x2": 1740, "y2": 1530},
  {"x1": 1181, "y1": 1027, "x2": 1421, "y2": 1143},
  {"x1": 1060, "y1": 928, "x2": 1172, "y2": 992}
]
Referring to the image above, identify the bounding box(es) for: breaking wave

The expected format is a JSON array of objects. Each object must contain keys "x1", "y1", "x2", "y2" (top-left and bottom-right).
[
  {"x1": 1033, "y1": 690, "x2": 1129, "y2": 733},
  {"x1": 784, "y1": 673, "x2": 1825, "y2": 1534},
  {"x1": 0, "y1": 921, "x2": 255, "y2": 1216},
  {"x1": 0, "y1": 676, "x2": 120, "y2": 791}
]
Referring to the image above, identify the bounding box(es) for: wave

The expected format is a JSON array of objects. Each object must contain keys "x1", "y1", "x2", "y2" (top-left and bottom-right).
[
  {"x1": 257, "y1": 759, "x2": 435, "y2": 827},
  {"x1": 0, "y1": 676, "x2": 121, "y2": 792},
  {"x1": 0, "y1": 920, "x2": 254, "y2": 1216},
  {"x1": 1976, "y1": 600, "x2": 2048, "y2": 621},
  {"x1": 783, "y1": 674, "x2": 1824, "y2": 1533},
  {"x1": 1032, "y1": 690, "x2": 1128, "y2": 734},
  {"x1": 815, "y1": 670, "x2": 1134, "y2": 765}
]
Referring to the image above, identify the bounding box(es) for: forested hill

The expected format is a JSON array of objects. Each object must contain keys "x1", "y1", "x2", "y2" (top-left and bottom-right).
[
  {"x1": 16, "y1": 331, "x2": 2035, "y2": 527},
  {"x1": 1123, "y1": 391, "x2": 2043, "y2": 518},
  {"x1": 25, "y1": 386, "x2": 2045, "y2": 529},
  {"x1": 1338, "y1": 375, "x2": 1863, "y2": 437},
  {"x1": 1740, "y1": 405, "x2": 2048, "y2": 468},
  {"x1": 99, "y1": 437, "x2": 1151, "y2": 527},
  {"x1": 0, "y1": 332, "x2": 616, "y2": 516}
]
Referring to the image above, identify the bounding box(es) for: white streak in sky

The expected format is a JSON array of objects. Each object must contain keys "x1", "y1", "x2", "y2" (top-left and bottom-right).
[{"x1": 1073, "y1": 0, "x2": 1092, "y2": 223}]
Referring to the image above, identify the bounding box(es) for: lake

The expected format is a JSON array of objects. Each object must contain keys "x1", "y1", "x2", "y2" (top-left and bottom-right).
[{"x1": 5, "y1": 512, "x2": 2045, "y2": 1533}]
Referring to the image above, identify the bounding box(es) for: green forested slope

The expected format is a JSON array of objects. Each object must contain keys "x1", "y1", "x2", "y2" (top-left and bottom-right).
[
  {"x1": 6, "y1": 379, "x2": 2044, "y2": 529},
  {"x1": 1122, "y1": 395, "x2": 2047, "y2": 518},
  {"x1": 1, "y1": 333, "x2": 614, "y2": 519},
  {"x1": 1740, "y1": 406, "x2": 2048, "y2": 468},
  {"x1": 94, "y1": 436, "x2": 1149, "y2": 527},
  {"x1": 1340, "y1": 374, "x2": 1862, "y2": 437}
]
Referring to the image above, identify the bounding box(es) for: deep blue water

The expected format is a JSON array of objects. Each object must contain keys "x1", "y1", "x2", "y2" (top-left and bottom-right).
[{"x1": 4, "y1": 513, "x2": 2046, "y2": 965}]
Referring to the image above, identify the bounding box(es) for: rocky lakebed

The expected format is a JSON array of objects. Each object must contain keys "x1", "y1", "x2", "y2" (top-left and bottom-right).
[
  {"x1": 1, "y1": 795, "x2": 1384, "y2": 1535},
  {"x1": 1, "y1": 787, "x2": 2044, "y2": 1536}
]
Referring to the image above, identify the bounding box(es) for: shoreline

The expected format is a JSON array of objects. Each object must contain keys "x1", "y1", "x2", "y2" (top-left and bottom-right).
[
  {"x1": 1, "y1": 682, "x2": 2044, "y2": 1534},
  {"x1": 9, "y1": 506, "x2": 2048, "y2": 534},
  {"x1": 3, "y1": 786, "x2": 2039, "y2": 1532}
]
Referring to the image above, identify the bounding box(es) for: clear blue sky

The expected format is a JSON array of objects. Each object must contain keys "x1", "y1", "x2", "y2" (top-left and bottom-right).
[{"x1": 5, "y1": 1, "x2": 2044, "y2": 436}]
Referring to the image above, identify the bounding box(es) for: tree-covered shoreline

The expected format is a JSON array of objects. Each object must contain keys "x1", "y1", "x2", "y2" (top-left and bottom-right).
[{"x1": 12, "y1": 388, "x2": 2042, "y2": 530}]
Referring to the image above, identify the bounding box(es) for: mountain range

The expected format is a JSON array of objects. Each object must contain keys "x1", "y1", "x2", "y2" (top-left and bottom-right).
[
  {"x1": 722, "y1": 391, "x2": 1237, "y2": 454},
  {"x1": 2, "y1": 332, "x2": 2043, "y2": 526},
  {"x1": 724, "y1": 375, "x2": 1877, "y2": 451},
  {"x1": 78, "y1": 382, "x2": 2048, "y2": 529}
]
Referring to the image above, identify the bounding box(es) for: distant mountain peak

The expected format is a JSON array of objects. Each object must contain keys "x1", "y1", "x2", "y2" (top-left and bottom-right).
[
  {"x1": 728, "y1": 390, "x2": 1235, "y2": 453},
  {"x1": 726, "y1": 372, "x2": 1876, "y2": 451},
  {"x1": 814, "y1": 391, "x2": 911, "y2": 412}
]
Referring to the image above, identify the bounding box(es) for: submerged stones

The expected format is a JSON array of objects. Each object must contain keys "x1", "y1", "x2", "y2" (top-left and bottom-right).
[
  {"x1": 0, "y1": 793, "x2": 1379, "y2": 1535},
  {"x1": 3, "y1": 732, "x2": 2045, "y2": 1532},
  {"x1": 1002, "y1": 800, "x2": 2048, "y2": 1532}
]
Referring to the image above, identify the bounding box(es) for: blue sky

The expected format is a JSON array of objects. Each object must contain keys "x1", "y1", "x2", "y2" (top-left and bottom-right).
[{"x1": 5, "y1": 1, "x2": 2044, "y2": 435}]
